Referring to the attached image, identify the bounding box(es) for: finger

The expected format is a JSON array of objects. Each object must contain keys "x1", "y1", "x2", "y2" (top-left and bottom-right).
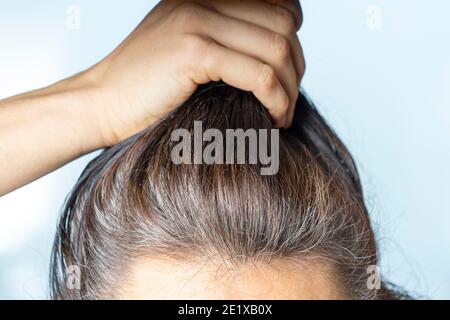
[
  {"x1": 292, "y1": 34, "x2": 306, "y2": 84},
  {"x1": 194, "y1": 0, "x2": 304, "y2": 85},
  {"x1": 284, "y1": 36, "x2": 305, "y2": 127},
  {"x1": 182, "y1": 5, "x2": 297, "y2": 127},
  {"x1": 201, "y1": 0, "x2": 305, "y2": 126},
  {"x1": 264, "y1": 0, "x2": 303, "y2": 30},
  {"x1": 184, "y1": 36, "x2": 289, "y2": 127},
  {"x1": 204, "y1": 11, "x2": 297, "y2": 128}
]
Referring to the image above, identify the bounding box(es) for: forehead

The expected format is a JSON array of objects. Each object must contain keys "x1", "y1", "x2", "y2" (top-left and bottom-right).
[{"x1": 116, "y1": 256, "x2": 346, "y2": 299}]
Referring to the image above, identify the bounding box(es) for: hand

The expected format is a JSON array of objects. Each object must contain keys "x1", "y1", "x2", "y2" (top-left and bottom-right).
[
  {"x1": 85, "y1": 0, "x2": 305, "y2": 147},
  {"x1": 0, "y1": 0, "x2": 305, "y2": 195}
]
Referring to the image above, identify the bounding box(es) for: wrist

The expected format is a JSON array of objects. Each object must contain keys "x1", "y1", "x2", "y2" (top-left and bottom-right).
[
  {"x1": 49, "y1": 71, "x2": 111, "y2": 154},
  {"x1": 70, "y1": 62, "x2": 129, "y2": 149}
]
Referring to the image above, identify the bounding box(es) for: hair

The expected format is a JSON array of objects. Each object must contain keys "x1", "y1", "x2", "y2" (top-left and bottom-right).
[{"x1": 50, "y1": 82, "x2": 408, "y2": 300}]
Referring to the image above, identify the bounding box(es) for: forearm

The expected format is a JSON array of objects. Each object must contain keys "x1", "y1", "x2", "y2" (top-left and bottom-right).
[
  {"x1": 0, "y1": 0, "x2": 305, "y2": 197},
  {"x1": 0, "y1": 76, "x2": 105, "y2": 196}
]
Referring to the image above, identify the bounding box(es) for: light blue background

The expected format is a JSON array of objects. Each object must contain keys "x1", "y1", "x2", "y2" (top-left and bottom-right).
[{"x1": 0, "y1": 0, "x2": 449, "y2": 299}]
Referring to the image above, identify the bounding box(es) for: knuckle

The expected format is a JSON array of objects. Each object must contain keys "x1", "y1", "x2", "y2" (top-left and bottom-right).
[
  {"x1": 298, "y1": 9, "x2": 303, "y2": 29},
  {"x1": 181, "y1": 35, "x2": 208, "y2": 64},
  {"x1": 171, "y1": 2, "x2": 203, "y2": 28},
  {"x1": 258, "y1": 64, "x2": 277, "y2": 90},
  {"x1": 294, "y1": 89, "x2": 300, "y2": 101},
  {"x1": 291, "y1": 91, "x2": 299, "y2": 109},
  {"x1": 298, "y1": 62, "x2": 306, "y2": 80},
  {"x1": 275, "y1": 6, "x2": 297, "y2": 35},
  {"x1": 281, "y1": 94, "x2": 290, "y2": 112},
  {"x1": 271, "y1": 33, "x2": 290, "y2": 61},
  {"x1": 201, "y1": 40, "x2": 217, "y2": 69},
  {"x1": 296, "y1": 53, "x2": 306, "y2": 80}
]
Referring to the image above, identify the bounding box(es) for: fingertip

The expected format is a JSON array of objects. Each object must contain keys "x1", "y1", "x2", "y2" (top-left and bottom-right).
[
  {"x1": 285, "y1": 111, "x2": 294, "y2": 128},
  {"x1": 297, "y1": 1, "x2": 303, "y2": 30},
  {"x1": 275, "y1": 114, "x2": 288, "y2": 129}
]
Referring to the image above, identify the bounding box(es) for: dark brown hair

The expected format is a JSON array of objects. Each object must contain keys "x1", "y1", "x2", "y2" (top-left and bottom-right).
[{"x1": 51, "y1": 82, "x2": 406, "y2": 299}]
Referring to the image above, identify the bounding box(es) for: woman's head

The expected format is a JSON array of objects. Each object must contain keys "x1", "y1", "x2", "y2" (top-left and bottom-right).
[{"x1": 51, "y1": 82, "x2": 402, "y2": 299}]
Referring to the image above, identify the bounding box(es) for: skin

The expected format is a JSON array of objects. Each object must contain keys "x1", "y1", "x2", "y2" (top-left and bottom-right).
[
  {"x1": 0, "y1": 0, "x2": 305, "y2": 196},
  {"x1": 0, "y1": 0, "x2": 344, "y2": 300},
  {"x1": 117, "y1": 257, "x2": 346, "y2": 300}
]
